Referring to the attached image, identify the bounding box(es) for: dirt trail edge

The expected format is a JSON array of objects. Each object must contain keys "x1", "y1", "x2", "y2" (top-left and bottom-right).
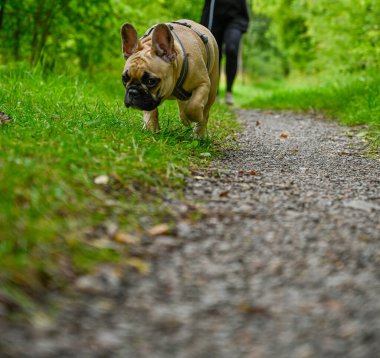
[{"x1": 2, "y1": 110, "x2": 380, "y2": 358}]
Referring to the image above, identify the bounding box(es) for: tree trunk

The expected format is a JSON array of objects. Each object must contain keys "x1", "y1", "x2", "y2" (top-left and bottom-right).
[
  {"x1": 31, "y1": 0, "x2": 64, "y2": 66},
  {"x1": 30, "y1": 0, "x2": 44, "y2": 65},
  {"x1": 13, "y1": 24, "x2": 21, "y2": 60},
  {"x1": 0, "y1": 0, "x2": 7, "y2": 31},
  {"x1": 37, "y1": 2, "x2": 56, "y2": 59}
]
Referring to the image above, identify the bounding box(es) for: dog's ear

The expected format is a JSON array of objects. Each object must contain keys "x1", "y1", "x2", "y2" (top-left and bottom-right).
[
  {"x1": 151, "y1": 24, "x2": 176, "y2": 63},
  {"x1": 121, "y1": 23, "x2": 138, "y2": 60}
]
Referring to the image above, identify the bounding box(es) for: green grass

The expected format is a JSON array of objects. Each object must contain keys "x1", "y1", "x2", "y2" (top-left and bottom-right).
[
  {"x1": 235, "y1": 72, "x2": 380, "y2": 134},
  {"x1": 0, "y1": 65, "x2": 238, "y2": 307}
]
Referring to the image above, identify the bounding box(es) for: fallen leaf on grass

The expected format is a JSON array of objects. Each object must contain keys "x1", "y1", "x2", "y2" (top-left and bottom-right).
[
  {"x1": 337, "y1": 151, "x2": 355, "y2": 156},
  {"x1": 31, "y1": 311, "x2": 55, "y2": 330},
  {"x1": 219, "y1": 190, "x2": 230, "y2": 198},
  {"x1": 75, "y1": 265, "x2": 123, "y2": 294},
  {"x1": 112, "y1": 231, "x2": 140, "y2": 245},
  {"x1": 238, "y1": 302, "x2": 271, "y2": 316},
  {"x1": 355, "y1": 131, "x2": 367, "y2": 138},
  {"x1": 238, "y1": 170, "x2": 257, "y2": 175},
  {"x1": 279, "y1": 131, "x2": 289, "y2": 139},
  {"x1": 0, "y1": 112, "x2": 11, "y2": 125},
  {"x1": 89, "y1": 237, "x2": 118, "y2": 249},
  {"x1": 94, "y1": 175, "x2": 110, "y2": 185},
  {"x1": 127, "y1": 258, "x2": 149, "y2": 273},
  {"x1": 147, "y1": 223, "x2": 171, "y2": 236},
  {"x1": 200, "y1": 152, "x2": 211, "y2": 157}
]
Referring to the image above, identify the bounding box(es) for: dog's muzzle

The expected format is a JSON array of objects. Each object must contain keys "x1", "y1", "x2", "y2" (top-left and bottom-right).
[{"x1": 124, "y1": 86, "x2": 161, "y2": 111}]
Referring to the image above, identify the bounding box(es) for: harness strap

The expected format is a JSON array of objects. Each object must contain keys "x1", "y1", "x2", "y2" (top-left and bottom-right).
[
  {"x1": 141, "y1": 21, "x2": 212, "y2": 101},
  {"x1": 171, "y1": 21, "x2": 211, "y2": 71},
  {"x1": 169, "y1": 28, "x2": 192, "y2": 101}
]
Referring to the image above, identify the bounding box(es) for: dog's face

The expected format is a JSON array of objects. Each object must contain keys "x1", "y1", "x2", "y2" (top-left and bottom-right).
[{"x1": 121, "y1": 23, "x2": 178, "y2": 111}]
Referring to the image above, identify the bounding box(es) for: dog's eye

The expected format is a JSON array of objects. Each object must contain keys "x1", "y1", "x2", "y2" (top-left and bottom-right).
[
  {"x1": 146, "y1": 78, "x2": 159, "y2": 88},
  {"x1": 122, "y1": 73, "x2": 130, "y2": 87}
]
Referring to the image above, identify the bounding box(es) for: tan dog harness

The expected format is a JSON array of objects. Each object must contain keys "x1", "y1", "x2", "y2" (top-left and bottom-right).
[{"x1": 141, "y1": 21, "x2": 211, "y2": 101}]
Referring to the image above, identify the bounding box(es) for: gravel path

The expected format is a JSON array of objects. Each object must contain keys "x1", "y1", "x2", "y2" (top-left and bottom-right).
[{"x1": 1, "y1": 110, "x2": 380, "y2": 358}]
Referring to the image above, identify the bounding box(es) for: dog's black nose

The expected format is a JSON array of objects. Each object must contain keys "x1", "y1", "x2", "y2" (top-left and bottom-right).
[{"x1": 128, "y1": 88, "x2": 139, "y2": 98}]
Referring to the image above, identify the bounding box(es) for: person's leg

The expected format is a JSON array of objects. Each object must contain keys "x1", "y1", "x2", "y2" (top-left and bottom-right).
[
  {"x1": 224, "y1": 26, "x2": 242, "y2": 103},
  {"x1": 211, "y1": 26, "x2": 224, "y2": 96}
]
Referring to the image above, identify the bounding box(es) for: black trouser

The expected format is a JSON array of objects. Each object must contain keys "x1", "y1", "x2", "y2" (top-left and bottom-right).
[{"x1": 212, "y1": 24, "x2": 243, "y2": 92}]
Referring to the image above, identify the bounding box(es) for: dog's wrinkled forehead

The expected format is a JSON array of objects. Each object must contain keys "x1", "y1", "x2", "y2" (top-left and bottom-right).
[
  {"x1": 124, "y1": 55, "x2": 151, "y2": 79},
  {"x1": 124, "y1": 48, "x2": 171, "y2": 80}
]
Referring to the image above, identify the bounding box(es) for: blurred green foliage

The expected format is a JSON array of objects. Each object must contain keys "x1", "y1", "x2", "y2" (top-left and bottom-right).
[
  {"x1": 247, "y1": 0, "x2": 380, "y2": 78},
  {"x1": 0, "y1": 0, "x2": 203, "y2": 71},
  {"x1": 1, "y1": 0, "x2": 379, "y2": 79}
]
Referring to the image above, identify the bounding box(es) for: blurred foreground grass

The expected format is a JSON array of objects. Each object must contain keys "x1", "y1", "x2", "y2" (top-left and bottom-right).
[{"x1": 0, "y1": 65, "x2": 238, "y2": 307}]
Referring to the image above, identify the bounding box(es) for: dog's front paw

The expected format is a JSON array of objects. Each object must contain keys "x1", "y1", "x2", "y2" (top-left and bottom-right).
[
  {"x1": 180, "y1": 117, "x2": 191, "y2": 127},
  {"x1": 143, "y1": 121, "x2": 160, "y2": 132},
  {"x1": 193, "y1": 123, "x2": 206, "y2": 139}
]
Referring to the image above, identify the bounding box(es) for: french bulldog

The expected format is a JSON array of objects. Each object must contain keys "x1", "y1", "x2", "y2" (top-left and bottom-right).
[{"x1": 120, "y1": 19, "x2": 219, "y2": 138}]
